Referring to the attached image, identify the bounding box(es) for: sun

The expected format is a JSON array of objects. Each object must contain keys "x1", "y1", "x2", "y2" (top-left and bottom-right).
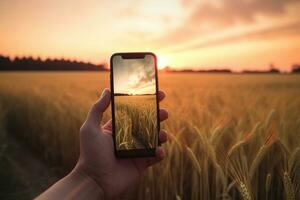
[{"x1": 157, "y1": 55, "x2": 169, "y2": 70}]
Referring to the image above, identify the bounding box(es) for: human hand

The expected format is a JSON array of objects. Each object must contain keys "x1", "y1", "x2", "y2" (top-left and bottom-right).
[{"x1": 74, "y1": 88, "x2": 168, "y2": 199}]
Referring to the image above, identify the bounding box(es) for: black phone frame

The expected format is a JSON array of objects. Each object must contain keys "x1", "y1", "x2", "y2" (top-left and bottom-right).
[{"x1": 110, "y1": 52, "x2": 160, "y2": 158}]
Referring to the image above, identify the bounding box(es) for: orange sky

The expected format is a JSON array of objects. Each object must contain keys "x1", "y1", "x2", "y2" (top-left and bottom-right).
[{"x1": 0, "y1": 0, "x2": 300, "y2": 71}]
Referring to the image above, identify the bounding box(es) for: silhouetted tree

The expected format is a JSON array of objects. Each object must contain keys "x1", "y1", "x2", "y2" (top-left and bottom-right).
[
  {"x1": 0, "y1": 55, "x2": 11, "y2": 70},
  {"x1": 269, "y1": 63, "x2": 280, "y2": 74},
  {"x1": 292, "y1": 64, "x2": 300, "y2": 73}
]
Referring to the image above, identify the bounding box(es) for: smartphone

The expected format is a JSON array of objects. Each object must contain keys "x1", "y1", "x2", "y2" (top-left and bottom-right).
[{"x1": 110, "y1": 52, "x2": 160, "y2": 158}]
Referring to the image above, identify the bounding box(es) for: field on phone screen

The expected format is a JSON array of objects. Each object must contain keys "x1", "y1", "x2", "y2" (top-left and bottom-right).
[
  {"x1": 115, "y1": 95, "x2": 157, "y2": 150},
  {"x1": 0, "y1": 72, "x2": 300, "y2": 199}
]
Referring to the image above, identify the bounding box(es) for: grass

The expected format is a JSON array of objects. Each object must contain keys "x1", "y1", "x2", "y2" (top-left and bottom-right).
[
  {"x1": 0, "y1": 72, "x2": 300, "y2": 199},
  {"x1": 115, "y1": 95, "x2": 158, "y2": 150}
]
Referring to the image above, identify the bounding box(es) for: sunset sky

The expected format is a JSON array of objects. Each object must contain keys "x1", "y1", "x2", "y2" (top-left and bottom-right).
[
  {"x1": 112, "y1": 55, "x2": 155, "y2": 95},
  {"x1": 0, "y1": 0, "x2": 300, "y2": 71}
]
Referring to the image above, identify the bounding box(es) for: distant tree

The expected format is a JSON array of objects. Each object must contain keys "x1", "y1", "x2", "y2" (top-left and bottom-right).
[
  {"x1": 0, "y1": 55, "x2": 11, "y2": 70},
  {"x1": 269, "y1": 63, "x2": 280, "y2": 73},
  {"x1": 292, "y1": 64, "x2": 300, "y2": 73}
]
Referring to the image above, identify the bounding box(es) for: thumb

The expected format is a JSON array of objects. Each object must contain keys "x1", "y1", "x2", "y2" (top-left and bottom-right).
[{"x1": 86, "y1": 88, "x2": 111, "y2": 126}]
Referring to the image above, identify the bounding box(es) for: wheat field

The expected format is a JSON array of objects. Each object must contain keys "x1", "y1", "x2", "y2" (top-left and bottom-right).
[
  {"x1": 0, "y1": 72, "x2": 300, "y2": 199},
  {"x1": 115, "y1": 95, "x2": 158, "y2": 150}
]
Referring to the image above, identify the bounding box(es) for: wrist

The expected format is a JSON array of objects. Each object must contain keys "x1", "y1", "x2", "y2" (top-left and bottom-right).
[{"x1": 71, "y1": 167, "x2": 105, "y2": 199}]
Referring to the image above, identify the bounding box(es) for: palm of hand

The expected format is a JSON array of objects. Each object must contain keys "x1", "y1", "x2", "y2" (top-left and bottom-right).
[
  {"x1": 76, "y1": 89, "x2": 168, "y2": 199},
  {"x1": 78, "y1": 121, "x2": 140, "y2": 199}
]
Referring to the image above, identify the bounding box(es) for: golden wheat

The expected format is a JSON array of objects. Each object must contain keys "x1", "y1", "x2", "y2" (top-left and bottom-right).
[{"x1": 1, "y1": 72, "x2": 300, "y2": 199}]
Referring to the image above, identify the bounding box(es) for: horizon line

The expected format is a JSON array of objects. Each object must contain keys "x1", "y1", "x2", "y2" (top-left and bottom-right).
[{"x1": 0, "y1": 54, "x2": 299, "y2": 73}]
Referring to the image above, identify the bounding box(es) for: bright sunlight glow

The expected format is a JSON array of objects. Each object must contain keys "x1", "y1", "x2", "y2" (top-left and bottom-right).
[{"x1": 157, "y1": 55, "x2": 169, "y2": 70}]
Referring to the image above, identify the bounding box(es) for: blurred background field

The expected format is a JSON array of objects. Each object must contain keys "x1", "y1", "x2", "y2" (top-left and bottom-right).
[{"x1": 0, "y1": 72, "x2": 299, "y2": 199}]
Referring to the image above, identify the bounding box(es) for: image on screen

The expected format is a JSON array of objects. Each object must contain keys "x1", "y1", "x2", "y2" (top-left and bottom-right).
[{"x1": 112, "y1": 55, "x2": 158, "y2": 150}]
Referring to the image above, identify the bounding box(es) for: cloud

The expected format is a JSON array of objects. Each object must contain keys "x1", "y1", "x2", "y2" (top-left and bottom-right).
[
  {"x1": 130, "y1": 65, "x2": 155, "y2": 90},
  {"x1": 168, "y1": 20, "x2": 300, "y2": 53},
  {"x1": 180, "y1": 0, "x2": 194, "y2": 7},
  {"x1": 152, "y1": 0, "x2": 300, "y2": 48},
  {"x1": 118, "y1": 1, "x2": 140, "y2": 17},
  {"x1": 138, "y1": 62, "x2": 155, "y2": 83},
  {"x1": 189, "y1": 0, "x2": 297, "y2": 26},
  {"x1": 126, "y1": 56, "x2": 155, "y2": 93}
]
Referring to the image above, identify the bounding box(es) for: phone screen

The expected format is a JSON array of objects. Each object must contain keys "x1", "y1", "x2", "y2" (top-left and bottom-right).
[{"x1": 111, "y1": 53, "x2": 159, "y2": 155}]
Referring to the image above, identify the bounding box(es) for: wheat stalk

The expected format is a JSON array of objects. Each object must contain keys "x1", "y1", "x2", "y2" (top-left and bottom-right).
[
  {"x1": 283, "y1": 171, "x2": 296, "y2": 200},
  {"x1": 264, "y1": 109, "x2": 276, "y2": 129},
  {"x1": 249, "y1": 145, "x2": 267, "y2": 179},
  {"x1": 186, "y1": 146, "x2": 201, "y2": 176},
  {"x1": 176, "y1": 194, "x2": 182, "y2": 200},
  {"x1": 265, "y1": 173, "x2": 272, "y2": 200},
  {"x1": 288, "y1": 147, "x2": 300, "y2": 174},
  {"x1": 239, "y1": 182, "x2": 252, "y2": 200},
  {"x1": 227, "y1": 140, "x2": 246, "y2": 158}
]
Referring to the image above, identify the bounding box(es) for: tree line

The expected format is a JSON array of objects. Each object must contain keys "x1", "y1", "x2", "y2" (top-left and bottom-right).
[
  {"x1": 0, "y1": 55, "x2": 107, "y2": 71},
  {"x1": 162, "y1": 64, "x2": 300, "y2": 74},
  {"x1": 1, "y1": 54, "x2": 300, "y2": 73}
]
